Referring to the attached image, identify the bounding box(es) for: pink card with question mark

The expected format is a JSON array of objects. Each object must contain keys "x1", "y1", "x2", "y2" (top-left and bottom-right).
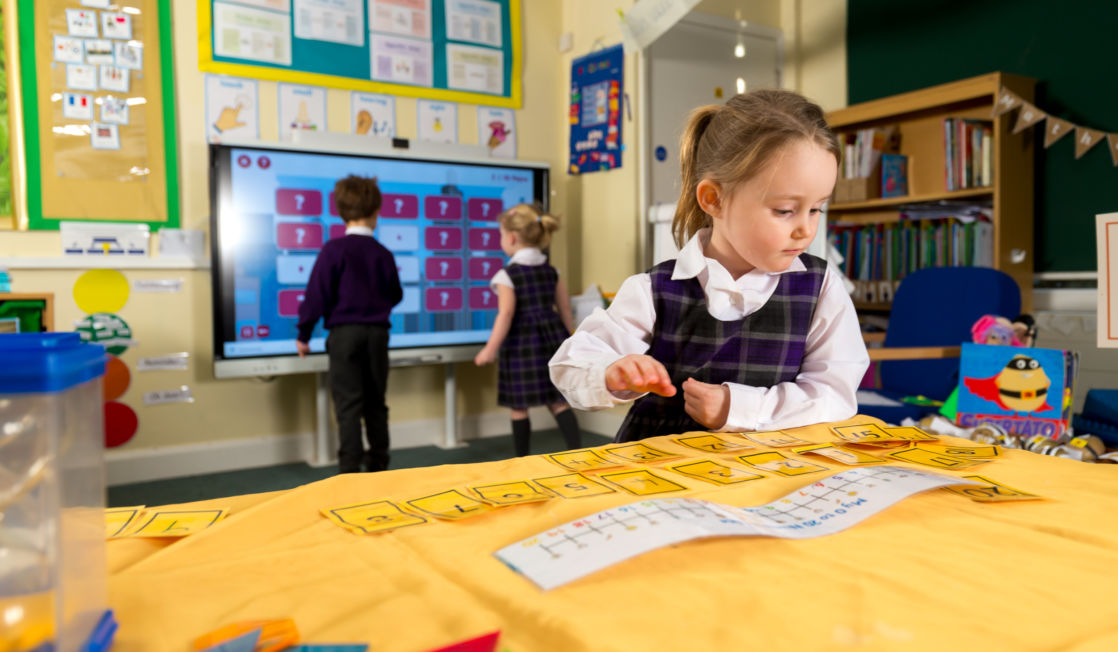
[
  {"x1": 425, "y1": 257, "x2": 463, "y2": 280},
  {"x1": 425, "y1": 287, "x2": 463, "y2": 311},
  {"x1": 425, "y1": 195, "x2": 462, "y2": 221},
  {"x1": 381, "y1": 193, "x2": 419, "y2": 218},
  {"x1": 277, "y1": 289, "x2": 305, "y2": 316},
  {"x1": 467, "y1": 198, "x2": 502, "y2": 221},
  {"x1": 275, "y1": 189, "x2": 322, "y2": 215},
  {"x1": 468, "y1": 228, "x2": 501, "y2": 251},
  {"x1": 468, "y1": 257, "x2": 503, "y2": 281},
  {"x1": 276, "y1": 223, "x2": 323, "y2": 249},
  {"x1": 469, "y1": 287, "x2": 497, "y2": 310},
  {"x1": 425, "y1": 227, "x2": 462, "y2": 251}
]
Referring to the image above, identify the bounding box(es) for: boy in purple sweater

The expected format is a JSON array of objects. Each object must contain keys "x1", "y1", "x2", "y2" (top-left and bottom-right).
[{"x1": 297, "y1": 175, "x2": 402, "y2": 473}]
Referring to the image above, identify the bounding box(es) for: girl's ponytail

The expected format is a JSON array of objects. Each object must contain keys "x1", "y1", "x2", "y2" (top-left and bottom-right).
[{"x1": 673, "y1": 104, "x2": 720, "y2": 248}]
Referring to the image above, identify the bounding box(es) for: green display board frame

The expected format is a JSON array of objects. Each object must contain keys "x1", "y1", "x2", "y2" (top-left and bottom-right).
[{"x1": 18, "y1": 0, "x2": 179, "y2": 231}]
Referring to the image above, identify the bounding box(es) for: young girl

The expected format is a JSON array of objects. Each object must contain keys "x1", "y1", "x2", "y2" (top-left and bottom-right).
[
  {"x1": 475, "y1": 204, "x2": 583, "y2": 455},
  {"x1": 550, "y1": 89, "x2": 869, "y2": 442}
]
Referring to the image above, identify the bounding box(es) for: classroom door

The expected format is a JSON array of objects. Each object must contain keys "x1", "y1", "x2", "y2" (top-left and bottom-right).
[{"x1": 645, "y1": 14, "x2": 783, "y2": 263}]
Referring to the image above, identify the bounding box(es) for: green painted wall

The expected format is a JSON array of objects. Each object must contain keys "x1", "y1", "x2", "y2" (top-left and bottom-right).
[{"x1": 847, "y1": 0, "x2": 1116, "y2": 272}]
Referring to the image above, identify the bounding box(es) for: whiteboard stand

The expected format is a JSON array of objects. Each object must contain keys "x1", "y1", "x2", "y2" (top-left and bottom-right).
[
  {"x1": 439, "y1": 363, "x2": 468, "y2": 449},
  {"x1": 310, "y1": 372, "x2": 337, "y2": 468}
]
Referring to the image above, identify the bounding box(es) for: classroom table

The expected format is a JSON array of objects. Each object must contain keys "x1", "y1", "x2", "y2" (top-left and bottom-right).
[{"x1": 106, "y1": 415, "x2": 1118, "y2": 651}]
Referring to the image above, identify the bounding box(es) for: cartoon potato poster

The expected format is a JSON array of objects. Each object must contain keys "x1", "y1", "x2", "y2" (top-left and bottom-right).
[{"x1": 956, "y1": 342, "x2": 1075, "y2": 438}]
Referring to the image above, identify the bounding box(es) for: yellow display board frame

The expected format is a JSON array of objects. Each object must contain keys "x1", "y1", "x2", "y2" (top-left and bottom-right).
[{"x1": 197, "y1": 0, "x2": 523, "y2": 109}]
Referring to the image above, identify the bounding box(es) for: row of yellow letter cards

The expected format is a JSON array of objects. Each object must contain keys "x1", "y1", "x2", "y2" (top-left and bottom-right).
[
  {"x1": 320, "y1": 424, "x2": 1038, "y2": 535},
  {"x1": 105, "y1": 506, "x2": 230, "y2": 539}
]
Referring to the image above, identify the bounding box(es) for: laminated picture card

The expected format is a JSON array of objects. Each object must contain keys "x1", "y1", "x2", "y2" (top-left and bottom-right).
[{"x1": 956, "y1": 343, "x2": 1077, "y2": 439}]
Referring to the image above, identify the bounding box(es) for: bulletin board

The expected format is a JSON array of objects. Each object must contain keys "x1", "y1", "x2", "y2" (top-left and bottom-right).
[
  {"x1": 18, "y1": 0, "x2": 179, "y2": 231},
  {"x1": 198, "y1": 0, "x2": 522, "y2": 109}
]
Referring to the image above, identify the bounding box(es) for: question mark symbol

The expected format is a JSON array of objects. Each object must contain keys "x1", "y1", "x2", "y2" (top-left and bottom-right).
[
  {"x1": 394, "y1": 198, "x2": 404, "y2": 213},
  {"x1": 439, "y1": 200, "x2": 448, "y2": 215},
  {"x1": 440, "y1": 291, "x2": 449, "y2": 306},
  {"x1": 483, "y1": 290, "x2": 491, "y2": 304},
  {"x1": 295, "y1": 227, "x2": 306, "y2": 244},
  {"x1": 439, "y1": 231, "x2": 448, "y2": 246},
  {"x1": 481, "y1": 202, "x2": 490, "y2": 217},
  {"x1": 482, "y1": 261, "x2": 490, "y2": 275},
  {"x1": 294, "y1": 194, "x2": 305, "y2": 211},
  {"x1": 481, "y1": 231, "x2": 490, "y2": 246},
  {"x1": 439, "y1": 260, "x2": 449, "y2": 276}
]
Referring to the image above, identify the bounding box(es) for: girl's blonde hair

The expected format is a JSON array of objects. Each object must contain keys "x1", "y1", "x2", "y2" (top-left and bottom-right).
[
  {"x1": 499, "y1": 203, "x2": 559, "y2": 248},
  {"x1": 674, "y1": 89, "x2": 841, "y2": 247}
]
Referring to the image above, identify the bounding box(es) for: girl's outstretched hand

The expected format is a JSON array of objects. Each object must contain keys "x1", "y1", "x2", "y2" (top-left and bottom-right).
[
  {"x1": 474, "y1": 346, "x2": 496, "y2": 366},
  {"x1": 682, "y1": 378, "x2": 730, "y2": 430},
  {"x1": 474, "y1": 346, "x2": 497, "y2": 366},
  {"x1": 605, "y1": 354, "x2": 676, "y2": 397}
]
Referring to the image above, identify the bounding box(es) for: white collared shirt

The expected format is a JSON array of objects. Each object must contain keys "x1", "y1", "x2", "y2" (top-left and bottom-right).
[
  {"x1": 346, "y1": 225, "x2": 374, "y2": 236},
  {"x1": 548, "y1": 228, "x2": 869, "y2": 432},
  {"x1": 490, "y1": 247, "x2": 549, "y2": 289}
]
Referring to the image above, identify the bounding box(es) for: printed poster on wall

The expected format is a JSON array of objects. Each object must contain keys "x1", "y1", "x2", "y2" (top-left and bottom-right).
[
  {"x1": 205, "y1": 75, "x2": 260, "y2": 142},
  {"x1": 293, "y1": 0, "x2": 365, "y2": 47},
  {"x1": 351, "y1": 92, "x2": 396, "y2": 137},
  {"x1": 417, "y1": 99, "x2": 457, "y2": 144},
  {"x1": 478, "y1": 106, "x2": 515, "y2": 158},
  {"x1": 569, "y1": 44, "x2": 623, "y2": 174},
  {"x1": 278, "y1": 83, "x2": 327, "y2": 139},
  {"x1": 212, "y1": 1, "x2": 292, "y2": 66},
  {"x1": 370, "y1": 0, "x2": 432, "y2": 40}
]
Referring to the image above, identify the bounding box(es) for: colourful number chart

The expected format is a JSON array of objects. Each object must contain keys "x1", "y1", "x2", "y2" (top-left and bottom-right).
[
  {"x1": 214, "y1": 144, "x2": 547, "y2": 359},
  {"x1": 495, "y1": 466, "x2": 979, "y2": 590}
]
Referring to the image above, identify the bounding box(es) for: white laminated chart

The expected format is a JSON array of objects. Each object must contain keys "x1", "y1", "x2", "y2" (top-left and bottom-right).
[{"x1": 495, "y1": 466, "x2": 979, "y2": 590}]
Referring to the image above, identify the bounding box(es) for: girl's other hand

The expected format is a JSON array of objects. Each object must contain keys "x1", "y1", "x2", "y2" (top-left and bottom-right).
[
  {"x1": 474, "y1": 346, "x2": 497, "y2": 366},
  {"x1": 682, "y1": 378, "x2": 730, "y2": 430},
  {"x1": 296, "y1": 340, "x2": 310, "y2": 359},
  {"x1": 605, "y1": 354, "x2": 677, "y2": 397}
]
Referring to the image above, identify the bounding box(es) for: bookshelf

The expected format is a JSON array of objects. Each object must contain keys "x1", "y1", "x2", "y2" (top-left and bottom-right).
[{"x1": 825, "y1": 72, "x2": 1035, "y2": 312}]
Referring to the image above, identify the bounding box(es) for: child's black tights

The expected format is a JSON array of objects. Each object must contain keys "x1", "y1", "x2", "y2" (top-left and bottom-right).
[
  {"x1": 511, "y1": 408, "x2": 581, "y2": 457},
  {"x1": 511, "y1": 417, "x2": 531, "y2": 456}
]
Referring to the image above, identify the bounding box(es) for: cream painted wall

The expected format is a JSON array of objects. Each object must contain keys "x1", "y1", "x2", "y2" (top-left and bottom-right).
[
  {"x1": 3, "y1": 0, "x2": 849, "y2": 460},
  {"x1": 3, "y1": 0, "x2": 567, "y2": 454},
  {"x1": 560, "y1": 0, "x2": 845, "y2": 292}
]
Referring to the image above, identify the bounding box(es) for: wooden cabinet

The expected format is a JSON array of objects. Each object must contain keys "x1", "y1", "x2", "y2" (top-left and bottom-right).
[{"x1": 825, "y1": 72, "x2": 1036, "y2": 312}]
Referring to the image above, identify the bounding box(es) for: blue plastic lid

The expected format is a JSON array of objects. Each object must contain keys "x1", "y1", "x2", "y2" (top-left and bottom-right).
[{"x1": 0, "y1": 332, "x2": 107, "y2": 394}]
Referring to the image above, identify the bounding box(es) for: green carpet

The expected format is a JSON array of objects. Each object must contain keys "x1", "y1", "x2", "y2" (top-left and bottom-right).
[{"x1": 107, "y1": 429, "x2": 611, "y2": 508}]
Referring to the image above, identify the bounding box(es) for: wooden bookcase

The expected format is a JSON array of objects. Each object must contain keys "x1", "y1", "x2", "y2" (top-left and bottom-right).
[{"x1": 825, "y1": 72, "x2": 1036, "y2": 312}]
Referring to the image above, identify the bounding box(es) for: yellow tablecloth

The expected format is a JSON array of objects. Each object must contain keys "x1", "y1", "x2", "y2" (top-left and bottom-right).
[{"x1": 107, "y1": 416, "x2": 1118, "y2": 651}]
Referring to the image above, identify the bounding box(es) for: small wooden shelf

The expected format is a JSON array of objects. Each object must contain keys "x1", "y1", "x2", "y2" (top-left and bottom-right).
[
  {"x1": 853, "y1": 301, "x2": 893, "y2": 311},
  {"x1": 829, "y1": 187, "x2": 994, "y2": 212}
]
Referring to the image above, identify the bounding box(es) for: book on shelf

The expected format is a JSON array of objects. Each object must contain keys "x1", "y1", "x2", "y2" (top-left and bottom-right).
[
  {"x1": 943, "y1": 118, "x2": 994, "y2": 191},
  {"x1": 828, "y1": 204, "x2": 993, "y2": 283},
  {"x1": 880, "y1": 153, "x2": 908, "y2": 198}
]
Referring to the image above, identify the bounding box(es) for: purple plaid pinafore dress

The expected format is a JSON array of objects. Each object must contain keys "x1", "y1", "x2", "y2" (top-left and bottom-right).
[
  {"x1": 497, "y1": 263, "x2": 568, "y2": 408},
  {"x1": 614, "y1": 254, "x2": 827, "y2": 442}
]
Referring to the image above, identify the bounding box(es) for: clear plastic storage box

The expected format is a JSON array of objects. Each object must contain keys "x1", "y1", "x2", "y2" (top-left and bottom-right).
[{"x1": 0, "y1": 333, "x2": 107, "y2": 651}]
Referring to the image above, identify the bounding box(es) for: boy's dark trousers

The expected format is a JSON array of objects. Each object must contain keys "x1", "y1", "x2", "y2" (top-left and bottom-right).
[{"x1": 326, "y1": 324, "x2": 391, "y2": 473}]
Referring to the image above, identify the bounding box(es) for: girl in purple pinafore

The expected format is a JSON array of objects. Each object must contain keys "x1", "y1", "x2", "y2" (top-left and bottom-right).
[
  {"x1": 550, "y1": 89, "x2": 870, "y2": 442},
  {"x1": 474, "y1": 204, "x2": 583, "y2": 456}
]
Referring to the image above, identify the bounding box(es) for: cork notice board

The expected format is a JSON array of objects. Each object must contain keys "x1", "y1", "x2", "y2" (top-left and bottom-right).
[{"x1": 19, "y1": 0, "x2": 178, "y2": 230}]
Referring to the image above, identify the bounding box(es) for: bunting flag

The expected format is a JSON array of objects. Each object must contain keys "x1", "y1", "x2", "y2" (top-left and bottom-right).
[
  {"x1": 996, "y1": 87, "x2": 1118, "y2": 166},
  {"x1": 1074, "y1": 127, "x2": 1104, "y2": 159},
  {"x1": 1043, "y1": 117, "x2": 1073, "y2": 148},
  {"x1": 992, "y1": 87, "x2": 1023, "y2": 117}
]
